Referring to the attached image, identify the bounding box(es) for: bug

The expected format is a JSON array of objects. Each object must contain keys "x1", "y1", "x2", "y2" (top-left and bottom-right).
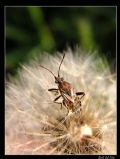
[{"x1": 39, "y1": 53, "x2": 85, "y2": 114}]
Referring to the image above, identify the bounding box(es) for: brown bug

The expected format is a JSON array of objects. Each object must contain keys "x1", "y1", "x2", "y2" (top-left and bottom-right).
[{"x1": 39, "y1": 53, "x2": 85, "y2": 114}]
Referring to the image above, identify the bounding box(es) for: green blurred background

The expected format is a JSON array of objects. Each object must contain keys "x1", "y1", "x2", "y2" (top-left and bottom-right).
[{"x1": 6, "y1": 6, "x2": 116, "y2": 77}]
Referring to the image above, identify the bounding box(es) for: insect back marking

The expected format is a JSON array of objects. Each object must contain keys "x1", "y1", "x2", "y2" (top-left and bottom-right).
[{"x1": 39, "y1": 53, "x2": 85, "y2": 115}]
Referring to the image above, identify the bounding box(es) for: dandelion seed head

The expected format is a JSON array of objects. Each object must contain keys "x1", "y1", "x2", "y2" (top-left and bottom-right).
[
  {"x1": 68, "y1": 121, "x2": 93, "y2": 141},
  {"x1": 5, "y1": 48, "x2": 116, "y2": 154},
  {"x1": 80, "y1": 124, "x2": 93, "y2": 137}
]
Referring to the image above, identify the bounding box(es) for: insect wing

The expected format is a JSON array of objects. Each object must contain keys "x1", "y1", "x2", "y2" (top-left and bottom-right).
[{"x1": 62, "y1": 93, "x2": 74, "y2": 103}]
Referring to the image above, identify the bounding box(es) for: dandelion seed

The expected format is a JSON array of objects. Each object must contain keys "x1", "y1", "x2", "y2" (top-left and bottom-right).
[{"x1": 5, "y1": 48, "x2": 116, "y2": 154}]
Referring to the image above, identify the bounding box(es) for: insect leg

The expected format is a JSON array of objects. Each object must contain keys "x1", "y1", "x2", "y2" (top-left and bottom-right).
[
  {"x1": 63, "y1": 99, "x2": 70, "y2": 112},
  {"x1": 48, "y1": 88, "x2": 59, "y2": 95},
  {"x1": 48, "y1": 88, "x2": 59, "y2": 91},
  {"x1": 76, "y1": 92, "x2": 85, "y2": 99},
  {"x1": 53, "y1": 95, "x2": 63, "y2": 109},
  {"x1": 54, "y1": 95, "x2": 62, "y2": 101}
]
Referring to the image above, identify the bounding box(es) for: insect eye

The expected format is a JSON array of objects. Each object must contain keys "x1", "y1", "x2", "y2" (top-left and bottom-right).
[{"x1": 55, "y1": 80, "x2": 58, "y2": 83}]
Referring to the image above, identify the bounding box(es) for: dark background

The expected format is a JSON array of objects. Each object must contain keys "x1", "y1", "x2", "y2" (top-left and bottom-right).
[{"x1": 6, "y1": 6, "x2": 116, "y2": 77}]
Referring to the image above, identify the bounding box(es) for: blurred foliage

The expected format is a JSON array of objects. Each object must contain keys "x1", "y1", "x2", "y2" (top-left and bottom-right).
[{"x1": 6, "y1": 7, "x2": 116, "y2": 77}]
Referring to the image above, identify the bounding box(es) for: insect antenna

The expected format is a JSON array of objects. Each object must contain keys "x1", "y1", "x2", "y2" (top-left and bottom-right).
[
  {"x1": 39, "y1": 65, "x2": 56, "y2": 78},
  {"x1": 58, "y1": 53, "x2": 65, "y2": 77}
]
